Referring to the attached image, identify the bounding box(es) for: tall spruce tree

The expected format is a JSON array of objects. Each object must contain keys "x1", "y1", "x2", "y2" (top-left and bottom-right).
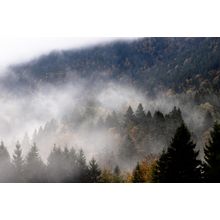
[
  {"x1": 153, "y1": 123, "x2": 201, "y2": 182},
  {"x1": 135, "y1": 103, "x2": 146, "y2": 124},
  {"x1": 203, "y1": 122, "x2": 220, "y2": 182},
  {"x1": 24, "y1": 143, "x2": 46, "y2": 182},
  {"x1": 124, "y1": 106, "x2": 136, "y2": 128},
  {"x1": 76, "y1": 149, "x2": 89, "y2": 182},
  {"x1": 87, "y1": 158, "x2": 101, "y2": 183}
]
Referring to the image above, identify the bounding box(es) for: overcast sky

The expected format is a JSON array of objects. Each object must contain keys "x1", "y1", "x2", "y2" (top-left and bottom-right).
[{"x1": 0, "y1": 37, "x2": 131, "y2": 69}]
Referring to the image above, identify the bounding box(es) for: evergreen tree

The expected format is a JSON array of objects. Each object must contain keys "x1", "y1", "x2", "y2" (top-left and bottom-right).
[
  {"x1": 135, "y1": 103, "x2": 146, "y2": 124},
  {"x1": 203, "y1": 122, "x2": 220, "y2": 182},
  {"x1": 113, "y1": 165, "x2": 122, "y2": 183},
  {"x1": 76, "y1": 149, "x2": 89, "y2": 182},
  {"x1": 132, "y1": 162, "x2": 146, "y2": 183},
  {"x1": 24, "y1": 143, "x2": 46, "y2": 182},
  {"x1": 153, "y1": 123, "x2": 201, "y2": 182},
  {"x1": 124, "y1": 106, "x2": 136, "y2": 128},
  {"x1": 12, "y1": 141, "x2": 24, "y2": 182},
  {"x1": 146, "y1": 111, "x2": 152, "y2": 121},
  {"x1": 47, "y1": 146, "x2": 66, "y2": 182},
  {"x1": 0, "y1": 141, "x2": 13, "y2": 182},
  {"x1": 87, "y1": 158, "x2": 101, "y2": 183},
  {"x1": 105, "y1": 111, "x2": 119, "y2": 128}
]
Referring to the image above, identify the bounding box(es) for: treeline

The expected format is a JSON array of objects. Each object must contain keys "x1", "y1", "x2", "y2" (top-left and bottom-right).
[
  {"x1": 0, "y1": 121, "x2": 220, "y2": 182},
  {"x1": 34, "y1": 104, "x2": 188, "y2": 160},
  {"x1": 135, "y1": 122, "x2": 220, "y2": 183}
]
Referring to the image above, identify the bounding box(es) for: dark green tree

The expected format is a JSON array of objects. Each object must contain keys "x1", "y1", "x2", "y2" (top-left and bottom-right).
[
  {"x1": 153, "y1": 123, "x2": 201, "y2": 182},
  {"x1": 87, "y1": 158, "x2": 101, "y2": 183},
  {"x1": 203, "y1": 122, "x2": 220, "y2": 182}
]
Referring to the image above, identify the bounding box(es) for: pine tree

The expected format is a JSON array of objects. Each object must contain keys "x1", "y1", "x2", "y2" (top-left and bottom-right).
[
  {"x1": 0, "y1": 141, "x2": 13, "y2": 182},
  {"x1": 87, "y1": 158, "x2": 101, "y2": 183},
  {"x1": 132, "y1": 162, "x2": 146, "y2": 183},
  {"x1": 113, "y1": 165, "x2": 122, "y2": 183},
  {"x1": 135, "y1": 103, "x2": 146, "y2": 124},
  {"x1": 24, "y1": 143, "x2": 46, "y2": 182},
  {"x1": 12, "y1": 142, "x2": 24, "y2": 182},
  {"x1": 146, "y1": 111, "x2": 152, "y2": 121},
  {"x1": 47, "y1": 146, "x2": 66, "y2": 182},
  {"x1": 153, "y1": 123, "x2": 201, "y2": 182},
  {"x1": 203, "y1": 122, "x2": 220, "y2": 182},
  {"x1": 76, "y1": 149, "x2": 89, "y2": 182},
  {"x1": 124, "y1": 106, "x2": 136, "y2": 128}
]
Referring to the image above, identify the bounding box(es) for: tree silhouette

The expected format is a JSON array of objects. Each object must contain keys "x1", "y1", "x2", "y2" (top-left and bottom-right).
[
  {"x1": 24, "y1": 143, "x2": 46, "y2": 182},
  {"x1": 132, "y1": 162, "x2": 145, "y2": 183},
  {"x1": 135, "y1": 103, "x2": 146, "y2": 124},
  {"x1": 113, "y1": 165, "x2": 122, "y2": 183},
  {"x1": 153, "y1": 123, "x2": 201, "y2": 182},
  {"x1": 0, "y1": 141, "x2": 13, "y2": 182},
  {"x1": 87, "y1": 158, "x2": 101, "y2": 183},
  {"x1": 203, "y1": 122, "x2": 220, "y2": 182},
  {"x1": 124, "y1": 106, "x2": 136, "y2": 128},
  {"x1": 76, "y1": 149, "x2": 89, "y2": 182}
]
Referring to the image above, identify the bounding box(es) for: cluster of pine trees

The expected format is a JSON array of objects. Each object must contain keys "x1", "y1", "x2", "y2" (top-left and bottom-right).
[
  {"x1": 119, "y1": 104, "x2": 184, "y2": 157},
  {"x1": 0, "y1": 142, "x2": 107, "y2": 183},
  {"x1": 0, "y1": 104, "x2": 217, "y2": 183},
  {"x1": 132, "y1": 122, "x2": 220, "y2": 183},
  {"x1": 1, "y1": 121, "x2": 220, "y2": 183}
]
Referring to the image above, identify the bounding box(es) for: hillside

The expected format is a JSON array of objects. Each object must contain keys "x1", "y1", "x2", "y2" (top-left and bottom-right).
[{"x1": 3, "y1": 37, "x2": 220, "y2": 96}]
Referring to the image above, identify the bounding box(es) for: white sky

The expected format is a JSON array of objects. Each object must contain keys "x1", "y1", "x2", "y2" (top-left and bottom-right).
[{"x1": 0, "y1": 38, "x2": 129, "y2": 69}]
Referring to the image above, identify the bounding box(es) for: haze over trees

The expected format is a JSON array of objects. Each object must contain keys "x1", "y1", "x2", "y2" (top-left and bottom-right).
[
  {"x1": 1, "y1": 38, "x2": 220, "y2": 182},
  {"x1": 0, "y1": 104, "x2": 218, "y2": 183}
]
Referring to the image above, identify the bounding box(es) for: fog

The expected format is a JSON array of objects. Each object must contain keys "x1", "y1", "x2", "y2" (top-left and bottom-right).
[
  {"x1": 0, "y1": 73, "x2": 207, "y2": 164},
  {"x1": 0, "y1": 37, "x2": 135, "y2": 70}
]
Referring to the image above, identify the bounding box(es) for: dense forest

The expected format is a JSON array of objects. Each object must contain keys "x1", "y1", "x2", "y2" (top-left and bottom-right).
[
  {"x1": 1, "y1": 38, "x2": 220, "y2": 182},
  {"x1": 0, "y1": 103, "x2": 218, "y2": 183}
]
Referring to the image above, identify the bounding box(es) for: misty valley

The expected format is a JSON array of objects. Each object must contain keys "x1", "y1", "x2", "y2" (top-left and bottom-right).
[{"x1": 0, "y1": 37, "x2": 220, "y2": 182}]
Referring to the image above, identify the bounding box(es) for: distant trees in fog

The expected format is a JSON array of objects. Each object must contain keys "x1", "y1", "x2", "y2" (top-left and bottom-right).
[{"x1": 0, "y1": 104, "x2": 219, "y2": 183}]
